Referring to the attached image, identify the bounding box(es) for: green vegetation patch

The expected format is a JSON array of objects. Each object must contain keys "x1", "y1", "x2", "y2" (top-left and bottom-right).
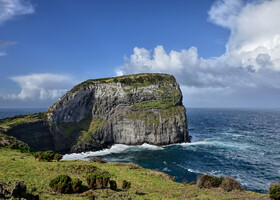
[
  {"x1": 269, "y1": 184, "x2": 280, "y2": 200},
  {"x1": 70, "y1": 73, "x2": 176, "y2": 93},
  {"x1": 127, "y1": 106, "x2": 184, "y2": 126},
  {"x1": 88, "y1": 117, "x2": 106, "y2": 133},
  {"x1": 197, "y1": 174, "x2": 224, "y2": 189},
  {"x1": 76, "y1": 117, "x2": 107, "y2": 146},
  {"x1": 0, "y1": 149, "x2": 270, "y2": 200},
  {"x1": 0, "y1": 132, "x2": 31, "y2": 153},
  {"x1": 57, "y1": 115, "x2": 92, "y2": 140},
  {"x1": 0, "y1": 112, "x2": 47, "y2": 132}
]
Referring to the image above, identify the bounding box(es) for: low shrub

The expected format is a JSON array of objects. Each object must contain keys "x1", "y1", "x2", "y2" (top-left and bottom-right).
[
  {"x1": 86, "y1": 170, "x2": 111, "y2": 189},
  {"x1": 33, "y1": 150, "x2": 57, "y2": 162},
  {"x1": 71, "y1": 178, "x2": 83, "y2": 193},
  {"x1": 221, "y1": 177, "x2": 242, "y2": 192},
  {"x1": 269, "y1": 183, "x2": 280, "y2": 200},
  {"x1": 54, "y1": 153, "x2": 63, "y2": 162},
  {"x1": 197, "y1": 174, "x2": 224, "y2": 189},
  {"x1": 49, "y1": 175, "x2": 73, "y2": 194}
]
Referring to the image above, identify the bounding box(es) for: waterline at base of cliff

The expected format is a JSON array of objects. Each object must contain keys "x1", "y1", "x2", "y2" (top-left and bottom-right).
[{"x1": 63, "y1": 108, "x2": 280, "y2": 194}]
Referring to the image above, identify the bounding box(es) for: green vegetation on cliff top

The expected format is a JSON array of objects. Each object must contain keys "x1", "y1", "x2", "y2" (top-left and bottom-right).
[
  {"x1": 70, "y1": 73, "x2": 176, "y2": 93},
  {"x1": 0, "y1": 112, "x2": 47, "y2": 132},
  {"x1": 0, "y1": 146, "x2": 270, "y2": 199}
]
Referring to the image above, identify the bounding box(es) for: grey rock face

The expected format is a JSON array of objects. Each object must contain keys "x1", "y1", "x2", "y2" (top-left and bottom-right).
[
  {"x1": 47, "y1": 73, "x2": 191, "y2": 153},
  {"x1": 1, "y1": 73, "x2": 190, "y2": 153}
]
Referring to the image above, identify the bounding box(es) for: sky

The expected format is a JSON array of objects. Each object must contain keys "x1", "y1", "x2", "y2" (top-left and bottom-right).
[{"x1": 0, "y1": 0, "x2": 280, "y2": 108}]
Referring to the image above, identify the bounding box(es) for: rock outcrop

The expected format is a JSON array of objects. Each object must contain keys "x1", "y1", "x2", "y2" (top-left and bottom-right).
[{"x1": 0, "y1": 73, "x2": 191, "y2": 153}]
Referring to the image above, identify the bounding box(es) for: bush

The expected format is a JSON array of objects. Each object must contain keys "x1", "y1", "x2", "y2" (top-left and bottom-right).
[
  {"x1": 269, "y1": 183, "x2": 280, "y2": 200},
  {"x1": 43, "y1": 150, "x2": 55, "y2": 161},
  {"x1": 33, "y1": 151, "x2": 43, "y2": 160},
  {"x1": 197, "y1": 174, "x2": 224, "y2": 189},
  {"x1": 221, "y1": 177, "x2": 242, "y2": 192},
  {"x1": 71, "y1": 178, "x2": 83, "y2": 193},
  {"x1": 49, "y1": 175, "x2": 73, "y2": 194},
  {"x1": 86, "y1": 170, "x2": 111, "y2": 189},
  {"x1": 54, "y1": 154, "x2": 63, "y2": 162},
  {"x1": 33, "y1": 150, "x2": 56, "y2": 162},
  {"x1": 109, "y1": 180, "x2": 117, "y2": 190}
]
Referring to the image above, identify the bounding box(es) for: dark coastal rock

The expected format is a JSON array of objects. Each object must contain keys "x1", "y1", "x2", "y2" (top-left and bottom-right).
[
  {"x1": 11, "y1": 181, "x2": 27, "y2": 197},
  {"x1": 0, "y1": 184, "x2": 9, "y2": 197},
  {"x1": 0, "y1": 73, "x2": 191, "y2": 153}
]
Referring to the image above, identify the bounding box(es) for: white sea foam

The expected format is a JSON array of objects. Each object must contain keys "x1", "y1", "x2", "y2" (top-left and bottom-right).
[
  {"x1": 162, "y1": 167, "x2": 171, "y2": 172},
  {"x1": 62, "y1": 144, "x2": 130, "y2": 160},
  {"x1": 180, "y1": 141, "x2": 208, "y2": 146},
  {"x1": 138, "y1": 143, "x2": 164, "y2": 150},
  {"x1": 63, "y1": 143, "x2": 163, "y2": 160}
]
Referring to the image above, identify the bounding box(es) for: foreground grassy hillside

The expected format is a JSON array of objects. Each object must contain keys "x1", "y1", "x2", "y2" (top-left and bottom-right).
[{"x1": 0, "y1": 148, "x2": 270, "y2": 200}]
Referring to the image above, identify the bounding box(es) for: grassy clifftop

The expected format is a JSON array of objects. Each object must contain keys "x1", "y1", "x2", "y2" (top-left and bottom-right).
[
  {"x1": 0, "y1": 147, "x2": 269, "y2": 200},
  {"x1": 0, "y1": 112, "x2": 47, "y2": 132},
  {"x1": 70, "y1": 73, "x2": 176, "y2": 93}
]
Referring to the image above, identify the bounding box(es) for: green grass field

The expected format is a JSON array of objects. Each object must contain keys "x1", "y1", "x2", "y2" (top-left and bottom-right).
[{"x1": 0, "y1": 148, "x2": 270, "y2": 200}]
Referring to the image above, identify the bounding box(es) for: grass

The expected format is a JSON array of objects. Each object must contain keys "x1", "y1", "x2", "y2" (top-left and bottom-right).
[
  {"x1": 0, "y1": 148, "x2": 270, "y2": 200},
  {"x1": 69, "y1": 73, "x2": 176, "y2": 93},
  {"x1": 0, "y1": 112, "x2": 47, "y2": 132}
]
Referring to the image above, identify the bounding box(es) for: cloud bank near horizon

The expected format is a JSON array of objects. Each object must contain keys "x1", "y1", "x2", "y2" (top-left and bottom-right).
[
  {"x1": 0, "y1": 73, "x2": 77, "y2": 108},
  {"x1": 116, "y1": 0, "x2": 280, "y2": 107}
]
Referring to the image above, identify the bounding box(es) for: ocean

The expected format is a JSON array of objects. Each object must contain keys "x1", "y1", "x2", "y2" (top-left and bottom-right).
[{"x1": 1, "y1": 108, "x2": 280, "y2": 193}]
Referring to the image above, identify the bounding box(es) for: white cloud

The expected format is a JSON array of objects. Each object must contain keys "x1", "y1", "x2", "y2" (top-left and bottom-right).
[
  {"x1": 0, "y1": 0, "x2": 34, "y2": 25},
  {"x1": 6, "y1": 73, "x2": 76, "y2": 101},
  {"x1": 208, "y1": 0, "x2": 243, "y2": 29},
  {"x1": 116, "y1": 0, "x2": 280, "y2": 107}
]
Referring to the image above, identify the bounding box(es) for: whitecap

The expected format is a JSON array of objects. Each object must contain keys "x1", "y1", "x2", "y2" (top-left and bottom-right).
[
  {"x1": 63, "y1": 143, "x2": 163, "y2": 161},
  {"x1": 138, "y1": 143, "x2": 164, "y2": 150},
  {"x1": 162, "y1": 167, "x2": 171, "y2": 172},
  {"x1": 62, "y1": 144, "x2": 130, "y2": 160}
]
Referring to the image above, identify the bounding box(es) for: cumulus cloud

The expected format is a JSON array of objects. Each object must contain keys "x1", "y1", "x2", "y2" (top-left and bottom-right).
[
  {"x1": 0, "y1": 0, "x2": 34, "y2": 25},
  {"x1": 116, "y1": 0, "x2": 280, "y2": 107},
  {"x1": 5, "y1": 73, "x2": 76, "y2": 101}
]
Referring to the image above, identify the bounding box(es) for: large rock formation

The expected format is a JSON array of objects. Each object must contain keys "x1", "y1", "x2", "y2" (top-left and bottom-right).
[{"x1": 0, "y1": 73, "x2": 191, "y2": 153}]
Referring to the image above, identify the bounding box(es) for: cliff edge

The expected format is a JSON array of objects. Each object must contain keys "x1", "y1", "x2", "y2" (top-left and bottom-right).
[{"x1": 0, "y1": 73, "x2": 191, "y2": 153}]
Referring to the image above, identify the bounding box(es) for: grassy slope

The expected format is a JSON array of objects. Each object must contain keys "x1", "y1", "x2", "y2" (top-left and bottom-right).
[{"x1": 0, "y1": 148, "x2": 269, "y2": 200}]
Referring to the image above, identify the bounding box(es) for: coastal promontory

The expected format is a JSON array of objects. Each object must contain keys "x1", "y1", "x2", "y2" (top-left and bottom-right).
[{"x1": 0, "y1": 73, "x2": 191, "y2": 153}]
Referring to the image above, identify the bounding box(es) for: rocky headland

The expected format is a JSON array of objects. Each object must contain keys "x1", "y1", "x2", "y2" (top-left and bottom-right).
[{"x1": 0, "y1": 73, "x2": 191, "y2": 153}]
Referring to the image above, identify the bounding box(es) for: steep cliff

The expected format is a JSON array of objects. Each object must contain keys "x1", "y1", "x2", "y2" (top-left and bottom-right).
[{"x1": 0, "y1": 73, "x2": 191, "y2": 153}]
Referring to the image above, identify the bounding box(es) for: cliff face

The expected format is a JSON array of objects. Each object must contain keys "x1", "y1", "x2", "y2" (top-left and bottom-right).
[{"x1": 0, "y1": 73, "x2": 190, "y2": 153}]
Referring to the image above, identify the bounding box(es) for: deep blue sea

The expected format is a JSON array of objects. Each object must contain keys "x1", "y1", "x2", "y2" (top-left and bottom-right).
[{"x1": 1, "y1": 108, "x2": 280, "y2": 193}]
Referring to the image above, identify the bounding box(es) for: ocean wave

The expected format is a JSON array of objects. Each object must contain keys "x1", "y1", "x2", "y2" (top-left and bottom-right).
[{"x1": 63, "y1": 143, "x2": 163, "y2": 160}]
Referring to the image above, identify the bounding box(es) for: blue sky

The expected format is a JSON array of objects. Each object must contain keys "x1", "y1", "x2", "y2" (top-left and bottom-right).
[{"x1": 0, "y1": 0, "x2": 280, "y2": 108}]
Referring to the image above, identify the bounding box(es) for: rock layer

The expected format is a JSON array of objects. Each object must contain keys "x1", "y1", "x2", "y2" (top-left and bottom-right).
[{"x1": 0, "y1": 73, "x2": 191, "y2": 153}]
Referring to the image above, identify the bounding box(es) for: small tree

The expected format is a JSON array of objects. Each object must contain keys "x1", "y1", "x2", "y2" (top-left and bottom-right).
[{"x1": 54, "y1": 154, "x2": 63, "y2": 162}]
